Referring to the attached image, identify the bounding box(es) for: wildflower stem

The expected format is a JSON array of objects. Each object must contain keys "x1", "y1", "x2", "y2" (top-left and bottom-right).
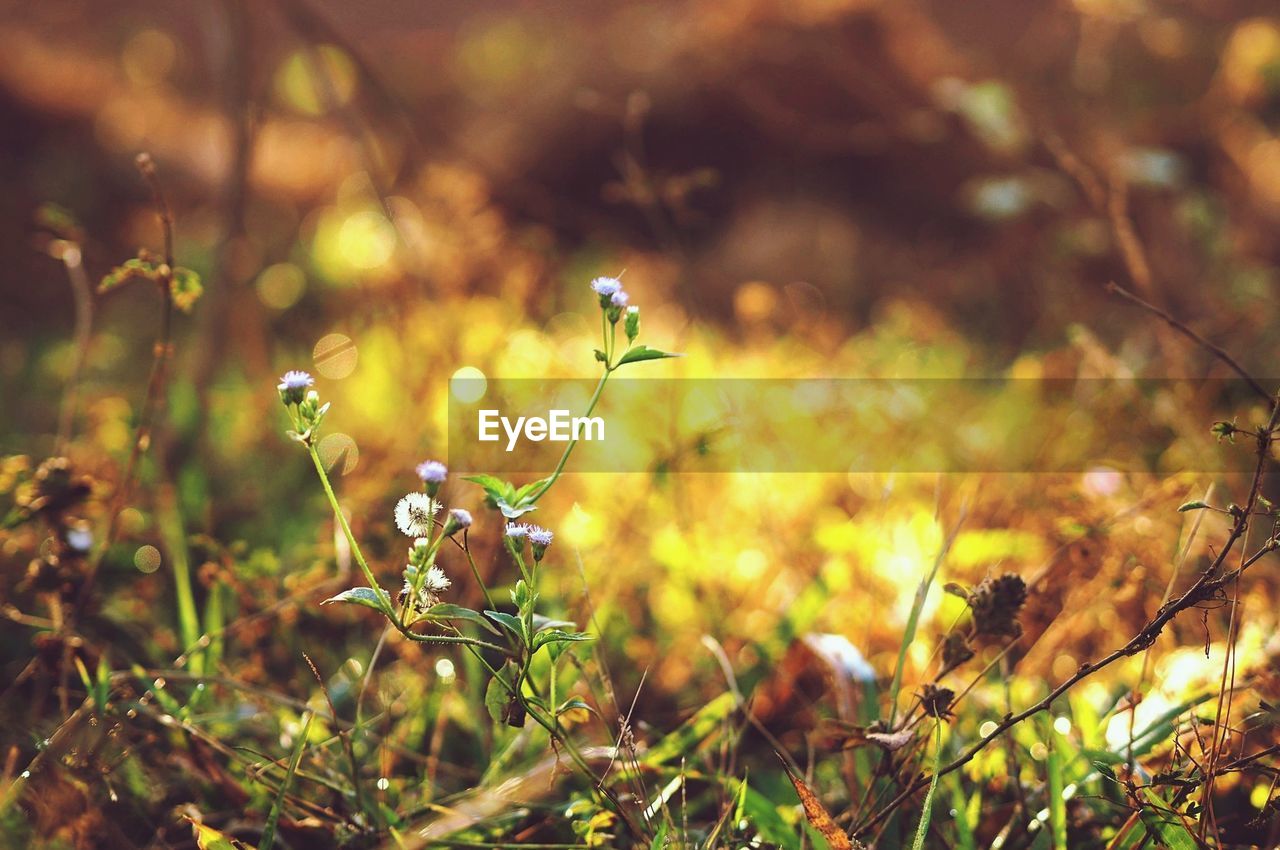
[
  {"x1": 460, "y1": 534, "x2": 497, "y2": 612},
  {"x1": 307, "y1": 444, "x2": 393, "y2": 617},
  {"x1": 529, "y1": 368, "x2": 610, "y2": 504},
  {"x1": 397, "y1": 631, "x2": 507, "y2": 653}
]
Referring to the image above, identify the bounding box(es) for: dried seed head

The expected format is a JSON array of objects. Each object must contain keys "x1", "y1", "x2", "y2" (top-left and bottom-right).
[
  {"x1": 969, "y1": 573, "x2": 1027, "y2": 639},
  {"x1": 941, "y1": 631, "x2": 975, "y2": 672},
  {"x1": 920, "y1": 684, "x2": 955, "y2": 720}
]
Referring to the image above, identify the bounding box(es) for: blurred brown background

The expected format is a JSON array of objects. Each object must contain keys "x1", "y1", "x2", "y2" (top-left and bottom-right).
[{"x1": 3, "y1": 0, "x2": 1280, "y2": 370}]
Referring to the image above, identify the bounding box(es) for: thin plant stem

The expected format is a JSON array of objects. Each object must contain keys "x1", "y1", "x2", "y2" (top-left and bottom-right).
[{"x1": 530, "y1": 369, "x2": 610, "y2": 504}]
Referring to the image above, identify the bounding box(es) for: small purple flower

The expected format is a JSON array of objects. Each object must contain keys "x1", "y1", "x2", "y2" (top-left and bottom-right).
[
  {"x1": 277, "y1": 370, "x2": 314, "y2": 405},
  {"x1": 590, "y1": 277, "x2": 622, "y2": 297},
  {"x1": 504, "y1": 523, "x2": 528, "y2": 539},
  {"x1": 527, "y1": 525, "x2": 553, "y2": 561},
  {"x1": 416, "y1": 460, "x2": 447, "y2": 484},
  {"x1": 609, "y1": 289, "x2": 629, "y2": 308}
]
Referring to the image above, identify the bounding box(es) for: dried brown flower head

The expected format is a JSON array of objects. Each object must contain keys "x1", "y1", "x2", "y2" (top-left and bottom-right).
[
  {"x1": 920, "y1": 684, "x2": 955, "y2": 719},
  {"x1": 941, "y1": 631, "x2": 975, "y2": 673},
  {"x1": 969, "y1": 573, "x2": 1027, "y2": 639}
]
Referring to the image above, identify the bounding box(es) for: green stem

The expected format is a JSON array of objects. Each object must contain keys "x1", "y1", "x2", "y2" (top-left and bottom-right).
[
  {"x1": 529, "y1": 368, "x2": 611, "y2": 504},
  {"x1": 399, "y1": 631, "x2": 508, "y2": 653},
  {"x1": 307, "y1": 444, "x2": 389, "y2": 614},
  {"x1": 460, "y1": 535, "x2": 497, "y2": 612}
]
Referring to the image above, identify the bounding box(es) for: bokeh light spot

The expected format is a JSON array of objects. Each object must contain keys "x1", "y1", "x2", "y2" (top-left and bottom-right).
[
  {"x1": 328, "y1": 209, "x2": 394, "y2": 272},
  {"x1": 313, "y1": 333, "x2": 358, "y2": 379},
  {"x1": 274, "y1": 45, "x2": 357, "y2": 116},
  {"x1": 317, "y1": 433, "x2": 360, "y2": 475},
  {"x1": 450, "y1": 367, "x2": 487, "y2": 403},
  {"x1": 134, "y1": 545, "x2": 161, "y2": 574},
  {"x1": 256, "y1": 262, "x2": 306, "y2": 310}
]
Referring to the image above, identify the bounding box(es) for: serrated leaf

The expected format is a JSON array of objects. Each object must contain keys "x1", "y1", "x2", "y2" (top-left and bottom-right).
[
  {"x1": 463, "y1": 474, "x2": 517, "y2": 505},
  {"x1": 424, "y1": 603, "x2": 501, "y2": 635},
  {"x1": 321, "y1": 586, "x2": 390, "y2": 612},
  {"x1": 616, "y1": 344, "x2": 682, "y2": 366}
]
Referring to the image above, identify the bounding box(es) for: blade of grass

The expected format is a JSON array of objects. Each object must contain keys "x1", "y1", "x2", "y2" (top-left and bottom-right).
[
  {"x1": 950, "y1": 773, "x2": 978, "y2": 850},
  {"x1": 909, "y1": 721, "x2": 944, "y2": 850},
  {"x1": 888, "y1": 517, "x2": 963, "y2": 726},
  {"x1": 158, "y1": 493, "x2": 200, "y2": 671},
  {"x1": 259, "y1": 710, "x2": 313, "y2": 850},
  {"x1": 1046, "y1": 718, "x2": 1067, "y2": 850}
]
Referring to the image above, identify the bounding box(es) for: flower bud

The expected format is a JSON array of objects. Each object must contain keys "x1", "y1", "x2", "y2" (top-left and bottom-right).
[
  {"x1": 443, "y1": 508, "x2": 472, "y2": 537},
  {"x1": 624, "y1": 305, "x2": 640, "y2": 342}
]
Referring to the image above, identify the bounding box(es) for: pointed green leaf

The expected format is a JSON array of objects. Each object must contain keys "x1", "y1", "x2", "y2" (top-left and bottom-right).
[
  {"x1": 321, "y1": 586, "x2": 391, "y2": 612},
  {"x1": 533, "y1": 628, "x2": 594, "y2": 653},
  {"x1": 484, "y1": 610, "x2": 525, "y2": 642},
  {"x1": 616, "y1": 344, "x2": 682, "y2": 367},
  {"x1": 556, "y1": 696, "x2": 596, "y2": 717},
  {"x1": 495, "y1": 498, "x2": 538, "y2": 519},
  {"x1": 424, "y1": 603, "x2": 502, "y2": 635}
]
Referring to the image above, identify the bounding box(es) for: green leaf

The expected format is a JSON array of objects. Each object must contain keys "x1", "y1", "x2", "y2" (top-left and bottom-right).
[
  {"x1": 1045, "y1": 719, "x2": 1067, "y2": 850},
  {"x1": 533, "y1": 628, "x2": 594, "y2": 653},
  {"x1": 484, "y1": 661, "x2": 524, "y2": 727},
  {"x1": 642, "y1": 692, "x2": 737, "y2": 766},
  {"x1": 728, "y1": 780, "x2": 803, "y2": 850},
  {"x1": 463, "y1": 474, "x2": 517, "y2": 506},
  {"x1": 321, "y1": 586, "x2": 391, "y2": 612},
  {"x1": 556, "y1": 696, "x2": 595, "y2": 717},
  {"x1": 1138, "y1": 799, "x2": 1198, "y2": 850},
  {"x1": 511, "y1": 579, "x2": 536, "y2": 611},
  {"x1": 495, "y1": 498, "x2": 538, "y2": 519},
  {"x1": 1178, "y1": 500, "x2": 1210, "y2": 513},
  {"x1": 259, "y1": 711, "x2": 312, "y2": 850},
  {"x1": 532, "y1": 613, "x2": 576, "y2": 632},
  {"x1": 484, "y1": 610, "x2": 525, "y2": 642},
  {"x1": 424, "y1": 603, "x2": 501, "y2": 635},
  {"x1": 616, "y1": 344, "x2": 682, "y2": 366},
  {"x1": 513, "y1": 477, "x2": 552, "y2": 503},
  {"x1": 187, "y1": 818, "x2": 255, "y2": 850},
  {"x1": 484, "y1": 666, "x2": 510, "y2": 725}
]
